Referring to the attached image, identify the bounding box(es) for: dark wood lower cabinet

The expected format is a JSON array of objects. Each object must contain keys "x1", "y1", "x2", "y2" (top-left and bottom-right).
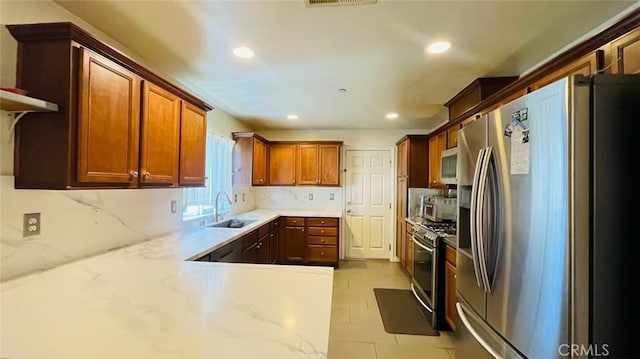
[
  {"x1": 193, "y1": 216, "x2": 337, "y2": 267},
  {"x1": 444, "y1": 245, "x2": 457, "y2": 331},
  {"x1": 281, "y1": 225, "x2": 306, "y2": 264}
]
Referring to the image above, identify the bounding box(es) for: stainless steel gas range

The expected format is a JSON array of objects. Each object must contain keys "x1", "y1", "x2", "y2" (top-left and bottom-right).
[{"x1": 407, "y1": 217, "x2": 456, "y2": 330}]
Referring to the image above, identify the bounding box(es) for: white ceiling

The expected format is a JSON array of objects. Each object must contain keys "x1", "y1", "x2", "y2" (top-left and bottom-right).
[{"x1": 56, "y1": 0, "x2": 635, "y2": 130}]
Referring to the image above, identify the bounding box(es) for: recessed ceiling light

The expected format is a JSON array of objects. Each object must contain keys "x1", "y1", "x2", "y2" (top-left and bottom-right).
[
  {"x1": 233, "y1": 46, "x2": 255, "y2": 59},
  {"x1": 426, "y1": 41, "x2": 451, "y2": 54},
  {"x1": 385, "y1": 112, "x2": 399, "y2": 120},
  {"x1": 287, "y1": 114, "x2": 299, "y2": 120}
]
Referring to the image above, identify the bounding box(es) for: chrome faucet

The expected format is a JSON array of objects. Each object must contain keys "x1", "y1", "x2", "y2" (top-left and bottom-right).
[{"x1": 214, "y1": 191, "x2": 233, "y2": 222}]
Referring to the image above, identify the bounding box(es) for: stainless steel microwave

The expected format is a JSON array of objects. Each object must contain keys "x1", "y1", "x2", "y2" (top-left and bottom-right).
[{"x1": 440, "y1": 147, "x2": 457, "y2": 184}]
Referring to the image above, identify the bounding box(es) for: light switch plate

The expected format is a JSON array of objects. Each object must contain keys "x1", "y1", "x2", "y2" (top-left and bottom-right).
[
  {"x1": 170, "y1": 200, "x2": 177, "y2": 213},
  {"x1": 330, "y1": 193, "x2": 335, "y2": 200},
  {"x1": 308, "y1": 193, "x2": 314, "y2": 200},
  {"x1": 23, "y1": 213, "x2": 41, "y2": 237}
]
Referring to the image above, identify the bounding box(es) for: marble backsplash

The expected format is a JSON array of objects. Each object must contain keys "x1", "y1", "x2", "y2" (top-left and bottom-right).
[
  {"x1": 1, "y1": 176, "x2": 188, "y2": 281},
  {"x1": 253, "y1": 186, "x2": 343, "y2": 212}
]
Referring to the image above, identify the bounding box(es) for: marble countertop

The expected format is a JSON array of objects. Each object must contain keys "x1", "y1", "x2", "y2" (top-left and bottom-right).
[{"x1": 0, "y1": 208, "x2": 340, "y2": 359}]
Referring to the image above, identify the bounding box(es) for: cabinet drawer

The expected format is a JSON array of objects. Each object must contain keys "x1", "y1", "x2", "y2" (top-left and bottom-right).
[
  {"x1": 241, "y1": 231, "x2": 258, "y2": 250},
  {"x1": 284, "y1": 217, "x2": 305, "y2": 226},
  {"x1": 307, "y1": 227, "x2": 338, "y2": 236},
  {"x1": 307, "y1": 245, "x2": 337, "y2": 263},
  {"x1": 258, "y1": 223, "x2": 270, "y2": 238},
  {"x1": 307, "y1": 236, "x2": 337, "y2": 245},
  {"x1": 270, "y1": 218, "x2": 280, "y2": 231},
  {"x1": 306, "y1": 217, "x2": 338, "y2": 227},
  {"x1": 445, "y1": 245, "x2": 456, "y2": 266}
]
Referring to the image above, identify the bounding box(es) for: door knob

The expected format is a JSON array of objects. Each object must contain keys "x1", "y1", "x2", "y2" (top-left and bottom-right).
[{"x1": 346, "y1": 209, "x2": 351, "y2": 213}]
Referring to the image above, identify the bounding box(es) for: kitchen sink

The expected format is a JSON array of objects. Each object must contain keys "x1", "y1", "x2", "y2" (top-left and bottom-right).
[{"x1": 207, "y1": 218, "x2": 257, "y2": 228}]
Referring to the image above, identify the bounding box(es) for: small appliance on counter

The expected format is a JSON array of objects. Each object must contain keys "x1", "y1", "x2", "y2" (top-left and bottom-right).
[
  {"x1": 407, "y1": 188, "x2": 444, "y2": 218},
  {"x1": 424, "y1": 196, "x2": 457, "y2": 222}
]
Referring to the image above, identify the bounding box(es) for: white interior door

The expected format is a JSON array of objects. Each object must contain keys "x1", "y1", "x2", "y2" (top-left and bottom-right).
[{"x1": 344, "y1": 150, "x2": 392, "y2": 259}]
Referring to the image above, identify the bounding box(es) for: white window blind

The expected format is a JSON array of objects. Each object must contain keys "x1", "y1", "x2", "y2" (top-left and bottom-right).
[{"x1": 182, "y1": 134, "x2": 234, "y2": 220}]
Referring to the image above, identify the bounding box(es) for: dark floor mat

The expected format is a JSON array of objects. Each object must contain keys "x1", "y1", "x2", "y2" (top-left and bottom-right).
[{"x1": 373, "y1": 288, "x2": 440, "y2": 336}]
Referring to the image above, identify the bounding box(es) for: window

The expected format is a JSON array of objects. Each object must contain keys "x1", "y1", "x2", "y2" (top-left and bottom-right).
[{"x1": 182, "y1": 134, "x2": 234, "y2": 221}]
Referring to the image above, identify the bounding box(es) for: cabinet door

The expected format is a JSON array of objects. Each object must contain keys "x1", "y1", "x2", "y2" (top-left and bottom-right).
[
  {"x1": 319, "y1": 144, "x2": 340, "y2": 186},
  {"x1": 282, "y1": 226, "x2": 306, "y2": 263},
  {"x1": 297, "y1": 144, "x2": 319, "y2": 185},
  {"x1": 242, "y1": 243, "x2": 258, "y2": 264},
  {"x1": 179, "y1": 102, "x2": 207, "y2": 186},
  {"x1": 611, "y1": 28, "x2": 640, "y2": 74},
  {"x1": 257, "y1": 236, "x2": 270, "y2": 264},
  {"x1": 428, "y1": 133, "x2": 446, "y2": 187},
  {"x1": 531, "y1": 50, "x2": 604, "y2": 91},
  {"x1": 445, "y1": 261, "x2": 457, "y2": 330},
  {"x1": 405, "y1": 228, "x2": 413, "y2": 276},
  {"x1": 252, "y1": 138, "x2": 268, "y2": 185},
  {"x1": 140, "y1": 81, "x2": 181, "y2": 185},
  {"x1": 269, "y1": 144, "x2": 297, "y2": 185},
  {"x1": 77, "y1": 48, "x2": 141, "y2": 184},
  {"x1": 446, "y1": 125, "x2": 460, "y2": 149},
  {"x1": 397, "y1": 140, "x2": 408, "y2": 177},
  {"x1": 269, "y1": 231, "x2": 279, "y2": 264}
]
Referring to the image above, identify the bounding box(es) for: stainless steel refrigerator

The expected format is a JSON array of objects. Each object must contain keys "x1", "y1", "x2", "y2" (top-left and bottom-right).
[{"x1": 455, "y1": 74, "x2": 638, "y2": 359}]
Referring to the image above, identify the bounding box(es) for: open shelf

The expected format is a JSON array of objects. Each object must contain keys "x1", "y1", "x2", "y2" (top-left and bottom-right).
[{"x1": 0, "y1": 90, "x2": 58, "y2": 112}]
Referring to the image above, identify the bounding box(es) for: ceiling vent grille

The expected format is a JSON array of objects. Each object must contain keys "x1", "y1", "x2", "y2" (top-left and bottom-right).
[{"x1": 305, "y1": 0, "x2": 377, "y2": 8}]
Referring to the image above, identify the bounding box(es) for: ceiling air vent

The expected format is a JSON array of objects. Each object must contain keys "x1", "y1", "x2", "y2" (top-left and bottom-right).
[{"x1": 305, "y1": 0, "x2": 377, "y2": 8}]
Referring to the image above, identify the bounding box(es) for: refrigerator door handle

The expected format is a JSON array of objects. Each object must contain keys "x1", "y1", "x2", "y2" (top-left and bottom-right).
[
  {"x1": 456, "y1": 302, "x2": 502, "y2": 359},
  {"x1": 476, "y1": 146, "x2": 493, "y2": 293},
  {"x1": 470, "y1": 148, "x2": 487, "y2": 289}
]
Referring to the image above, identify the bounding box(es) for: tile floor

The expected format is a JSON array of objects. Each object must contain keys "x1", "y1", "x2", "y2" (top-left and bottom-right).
[{"x1": 328, "y1": 260, "x2": 455, "y2": 359}]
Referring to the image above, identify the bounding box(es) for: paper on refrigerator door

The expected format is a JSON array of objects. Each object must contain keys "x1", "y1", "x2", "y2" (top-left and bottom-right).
[{"x1": 510, "y1": 127, "x2": 530, "y2": 175}]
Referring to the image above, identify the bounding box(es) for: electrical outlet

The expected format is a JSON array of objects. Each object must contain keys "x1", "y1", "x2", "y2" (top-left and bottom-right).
[
  {"x1": 170, "y1": 200, "x2": 177, "y2": 213},
  {"x1": 242, "y1": 193, "x2": 246, "y2": 202},
  {"x1": 23, "y1": 213, "x2": 41, "y2": 237},
  {"x1": 308, "y1": 193, "x2": 313, "y2": 200},
  {"x1": 234, "y1": 193, "x2": 238, "y2": 203},
  {"x1": 330, "y1": 193, "x2": 335, "y2": 200}
]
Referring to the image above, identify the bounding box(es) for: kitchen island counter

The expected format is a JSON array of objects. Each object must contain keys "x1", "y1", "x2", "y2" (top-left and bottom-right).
[{"x1": 0, "y1": 208, "x2": 338, "y2": 359}]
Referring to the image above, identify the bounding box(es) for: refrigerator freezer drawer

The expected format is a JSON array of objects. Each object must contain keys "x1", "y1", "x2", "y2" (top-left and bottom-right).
[{"x1": 455, "y1": 299, "x2": 525, "y2": 359}]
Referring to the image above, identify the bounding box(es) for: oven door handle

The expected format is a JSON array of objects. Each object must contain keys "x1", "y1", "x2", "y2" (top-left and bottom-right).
[
  {"x1": 411, "y1": 283, "x2": 433, "y2": 312},
  {"x1": 411, "y1": 236, "x2": 434, "y2": 252}
]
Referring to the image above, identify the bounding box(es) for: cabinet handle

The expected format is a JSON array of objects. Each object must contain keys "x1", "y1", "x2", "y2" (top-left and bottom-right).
[
  {"x1": 129, "y1": 170, "x2": 139, "y2": 178},
  {"x1": 144, "y1": 172, "x2": 151, "y2": 178}
]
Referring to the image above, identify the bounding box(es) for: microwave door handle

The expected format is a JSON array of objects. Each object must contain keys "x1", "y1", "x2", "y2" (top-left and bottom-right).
[
  {"x1": 476, "y1": 146, "x2": 493, "y2": 293},
  {"x1": 470, "y1": 148, "x2": 486, "y2": 290}
]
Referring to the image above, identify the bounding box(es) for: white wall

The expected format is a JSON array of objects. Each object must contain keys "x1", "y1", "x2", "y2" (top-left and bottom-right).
[{"x1": 0, "y1": 0, "x2": 251, "y2": 281}]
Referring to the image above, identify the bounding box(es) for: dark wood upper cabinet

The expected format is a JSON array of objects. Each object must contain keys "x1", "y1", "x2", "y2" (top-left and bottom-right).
[
  {"x1": 531, "y1": 50, "x2": 604, "y2": 91},
  {"x1": 610, "y1": 28, "x2": 640, "y2": 74},
  {"x1": 252, "y1": 137, "x2": 269, "y2": 186},
  {"x1": 6, "y1": 22, "x2": 211, "y2": 189},
  {"x1": 296, "y1": 144, "x2": 319, "y2": 185},
  {"x1": 269, "y1": 144, "x2": 297, "y2": 185},
  {"x1": 231, "y1": 132, "x2": 269, "y2": 186},
  {"x1": 444, "y1": 77, "x2": 518, "y2": 123},
  {"x1": 77, "y1": 48, "x2": 141, "y2": 185},
  {"x1": 395, "y1": 135, "x2": 429, "y2": 187},
  {"x1": 296, "y1": 143, "x2": 341, "y2": 186},
  {"x1": 179, "y1": 102, "x2": 207, "y2": 186},
  {"x1": 318, "y1": 144, "x2": 340, "y2": 186},
  {"x1": 140, "y1": 81, "x2": 181, "y2": 186}
]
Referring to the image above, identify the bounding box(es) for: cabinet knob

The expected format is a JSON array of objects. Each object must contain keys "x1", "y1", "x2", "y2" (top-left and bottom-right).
[
  {"x1": 144, "y1": 172, "x2": 151, "y2": 178},
  {"x1": 270, "y1": 233, "x2": 274, "y2": 237},
  {"x1": 320, "y1": 239, "x2": 325, "y2": 243},
  {"x1": 301, "y1": 228, "x2": 305, "y2": 232},
  {"x1": 320, "y1": 221, "x2": 324, "y2": 224},
  {"x1": 321, "y1": 230, "x2": 325, "y2": 234},
  {"x1": 129, "y1": 170, "x2": 139, "y2": 178},
  {"x1": 293, "y1": 220, "x2": 297, "y2": 224},
  {"x1": 320, "y1": 252, "x2": 325, "y2": 256}
]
